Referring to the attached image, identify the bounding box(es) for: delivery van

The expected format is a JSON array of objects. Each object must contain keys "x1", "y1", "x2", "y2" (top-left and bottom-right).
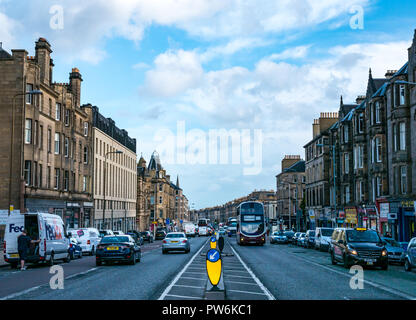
[
  {"x1": 184, "y1": 223, "x2": 196, "y2": 237},
  {"x1": 4, "y1": 212, "x2": 70, "y2": 268}
]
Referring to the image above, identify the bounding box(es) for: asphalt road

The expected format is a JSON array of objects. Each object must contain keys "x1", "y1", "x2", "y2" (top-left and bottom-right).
[
  {"x1": 229, "y1": 238, "x2": 416, "y2": 300},
  {"x1": 0, "y1": 236, "x2": 208, "y2": 300}
]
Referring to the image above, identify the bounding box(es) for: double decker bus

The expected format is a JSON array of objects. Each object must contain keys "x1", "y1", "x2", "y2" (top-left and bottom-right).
[{"x1": 236, "y1": 201, "x2": 266, "y2": 245}]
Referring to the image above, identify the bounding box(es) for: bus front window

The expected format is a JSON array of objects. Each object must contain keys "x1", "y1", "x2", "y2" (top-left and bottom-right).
[{"x1": 241, "y1": 222, "x2": 264, "y2": 235}]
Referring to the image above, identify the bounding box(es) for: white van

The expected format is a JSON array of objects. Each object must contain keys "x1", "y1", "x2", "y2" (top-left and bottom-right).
[
  {"x1": 315, "y1": 227, "x2": 335, "y2": 251},
  {"x1": 198, "y1": 226, "x2": 209, "y2": 236},
  {"x1": 4, "y1": 212, "x2": 70, "y2": 268},
  {"x1": 184, "y1": 223, "x2": 196, "y2": 237},
  {"x1": 67, "y1": 227, "x2": 100, "y2": 256}
]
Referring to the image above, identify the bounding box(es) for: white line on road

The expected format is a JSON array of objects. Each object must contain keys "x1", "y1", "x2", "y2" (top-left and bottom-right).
[
  {"x1": 173, "y1": 284, "x2": 205, "y2": 289},
  {"x1": 225, "y1": 274, "x2": 254, "y2": 279},
  {"x1": 158, "y1": 239, "x2": 208, "y2": 300},
  {"x1": 230, "y1": 245, "x2": 276, "y2": 300},
  {"x1": 180, "y1": 276, "x2": 207, "y2": 280},
  {"x1": 165, "y1": 294, "x2": 202, "y2": 299},
  {"x1": 227, "y1": 289, "x2": 267, "y2": 296},
  {"x1": 224, "y1": 280, "x2": 259, "y2": 286}
]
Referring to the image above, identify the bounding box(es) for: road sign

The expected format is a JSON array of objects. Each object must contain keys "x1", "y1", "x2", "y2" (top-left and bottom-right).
[
  {"x1": 166, "y1": 218, "x2": 170, "y2": 225},
  {"x1": 210, "y1": 236, "x2": 217, "y2": 249},
  {"x1": 206, "y1": 248, "x2": 222, "y2": 287},
  {"x1": 180, "y1": 219, "x2": 183, "y2": 224}
]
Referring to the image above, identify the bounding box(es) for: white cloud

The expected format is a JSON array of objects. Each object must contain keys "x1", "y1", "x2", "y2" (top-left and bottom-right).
[
  {"x1": 267, "y1": 45, "x2": 311, "y2": 61},
  {"x1": 0, "y1": 11, "x2": 20, "y2": 48}
]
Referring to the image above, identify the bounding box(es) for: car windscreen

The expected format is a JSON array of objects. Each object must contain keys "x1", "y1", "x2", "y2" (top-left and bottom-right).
[
  {"x1": 274, "y1": 232, "x2": 284, "y2": 236},
  {"x1": 309, "y1": 231, "x2": 315, "y2": 236},
  {"x1": 321, "y1": 229, "x2": 334, "y2": 236},
  {"x1": 101, "y1": 236, "x2": 130, "y2": 243},
  {"x1": 346, "y1": 230, "x2": 380, "y2": 243},
  {"x1": 383, "y1": 238, "x2": 401, "y2": 247},
  {"x1": 284, "y1": 231, "x2": 294, "y2": 236},
  {"x1": 166, "y1": 234, "x2": 185, "y2": 238}
]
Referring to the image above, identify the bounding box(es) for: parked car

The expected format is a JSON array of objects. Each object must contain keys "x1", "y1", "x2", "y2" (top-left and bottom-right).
[
  {"x1": 305, "y1": 230, "x2": 316, "y2": 248},
  {"x1": 198, "y1": 226, "x2": 209, "y2": 236},
  {"x1": 404, "y1": 237, "x2": 416, "y2": 272},
  {"x1": 162, "y1": 232, "x2": 190, "y2": 254},
  {"x1": 381, "y1": 237, "x2": 405, "y2": 265},
  {"x1": 99, "y1": 230, "x2": 114, "y2": 238},
  {"x1": 218, "y1": 228, "x2": 226, "y2": 236},
  {"x1": 68, "y1": 228, "x2": 101, "y2": 256},
  {"x1": 330, "y1": 227, "x2": 388, "y2": 270},
  {"x1": 284, "y1": 231, "x2": 295, "y2": 242},
  {"x1": 140, "y1": 231, "x2": 154, "y2": 243},
  {"x1": 155, "y1": 229, "x2": 167, "y2": 240},
  {"x1": 113, "y1": 231, "x2": 125, "y2": 236},
  {"x1": 126, "y1": 232, "x2": 144, "y2": 246},
  {"x1": 96, "y1": 235, "x2": 141, "y2": 266},
  {"x1": 126, "y1": 230, "x2": 144, "y2": 245},
  {"x1": 68, "y1": 236, "x2": 83, "y2": 260},
  {"x1": 292, "y1": 232, "x2": 301, "y2": 244},
  {"x1": 315, "y1": 227, "x2": 334, "y2": 251},
  {"x1": 270, "y1": 231, "x2": 288, "y2": 244},
  {"x1": 298, "y1": 233, "x2": 307, "y2": 247},
  {"x1": 4, "y1": 212, "x2": 70, "y2": 268}
]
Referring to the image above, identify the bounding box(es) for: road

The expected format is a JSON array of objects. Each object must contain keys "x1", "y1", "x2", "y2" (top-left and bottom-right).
[
  {"x1": 229, "y1": 238, "x2": 416, "y2": 300},
  {"x1": 1, "y1": 235, "x2": 415, "y2": 300}
]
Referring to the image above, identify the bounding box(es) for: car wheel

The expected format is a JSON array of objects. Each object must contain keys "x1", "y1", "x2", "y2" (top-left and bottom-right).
[
  {"x1": 381, "y1": 263, "x2": 388, "y2": 270},
  {"x1": 331, "y1": 251, "x2": 337, "y2": 265},
  {"x1": 90, "y1": 246, "x2": 95, "y2": 256},
  {"x1": 48, "y1": 253, "x2": 55, "y2": 266},
  {"x1": 96, "y1": 259, "x2": 102, "y2": 266},
  {"x1": 404, "y1": 259, "x2": 412, "y2": 272},
  {"x1": 137, "y1": 253, "x2": 141, "y2": 262},
  {"x1": 70, "y1": 252, "x2": 74, "y2": 260},
  {"x1": 10, "y1": 263, "x2": 17, "y2": 269},
  {"x1": 343, "y1": 255, "x2": 350, "y2": 269},
  {"x1": 162, "y1": 249, "x2": 167, "y2": 254},
  {"x1": 64, "y1": 253, "x2": 71, "y2": 263},
  {"x1": 130, "y1": 253, "x2": 136, "y2": 265}
]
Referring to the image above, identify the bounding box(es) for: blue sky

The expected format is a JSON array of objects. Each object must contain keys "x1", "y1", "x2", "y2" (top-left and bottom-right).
[{"x1": 1, "y1": 0, "x2": 415, "y2": 209}]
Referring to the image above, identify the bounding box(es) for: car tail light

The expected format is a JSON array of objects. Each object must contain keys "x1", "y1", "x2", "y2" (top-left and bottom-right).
[
  {"x1": 182, "y1": 240, "x2": 187, "y2": 243},
  {"x1": 163, "y1": 240, "x2": 167, "y2": 244},
  {"x1": 70, "y1": 243, "x2": 73, "y2": 248},
  {"x1": 87, "y1": 240, "x2": 91, "y2": 245}
]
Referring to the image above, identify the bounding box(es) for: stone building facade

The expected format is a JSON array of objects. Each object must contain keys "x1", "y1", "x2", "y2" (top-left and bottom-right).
[{"x1": 0, "y1": 38, "x2": 93, "y2": 233}]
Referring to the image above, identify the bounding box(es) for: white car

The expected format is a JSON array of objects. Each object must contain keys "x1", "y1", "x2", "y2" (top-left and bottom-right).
[
  {"x1": 315, "y1": 227, "x2": 334, "y2": 251},
  {"x1": 68, "y1": 228, "x2": 101, "y2": 255},
  {"x1": 113, "y1": 230, "x2": 125, "y2": 235},
  {"x1": 198, "y1": 226, "x2": 208, "y2": 236},
  {"x1": 5, "y1": 212, "x2": 70, "y2": 268},
  {"x1": 184, "y1": 223, "x2": 196, "y2": 237}
]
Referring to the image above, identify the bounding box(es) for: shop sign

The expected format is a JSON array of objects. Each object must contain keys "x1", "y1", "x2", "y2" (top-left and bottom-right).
[
  {"x1": 345, "y1": 207, "x2": 357, "y2": 224},
  {"x1": 401, "y1": 200, "x2": 414, "y2": 208},
  {"x1": 339, "y1": 211, "x2": 345, "y2": 218},
  {"x1": 379, "y1": 203, "x2": 389, "y2": 219},
  {"x1": 308, "y1": 209, "x2": 315, "y2": 221},
  {"x1": 388, "y1": 213, "x2": 397, "y2": 220}
]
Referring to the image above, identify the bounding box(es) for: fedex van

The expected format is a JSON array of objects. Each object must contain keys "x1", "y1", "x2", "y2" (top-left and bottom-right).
[{"x1": 4, "y1": 212, "x2": 70, "y2": 268}]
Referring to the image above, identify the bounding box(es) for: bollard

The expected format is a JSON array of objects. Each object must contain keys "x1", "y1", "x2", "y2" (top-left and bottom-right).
[{"x1": 205, "y1": 246, "x2": 225, "y2": 300}]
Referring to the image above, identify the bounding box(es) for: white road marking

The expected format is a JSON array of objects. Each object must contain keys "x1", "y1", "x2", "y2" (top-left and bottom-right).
[
  {"x1": 224, "y1": 280, "x2": 259, "y2": 286},
  {"x1": 158, "y1": 239, "x2": 208, "y2": 300},
  {"x1": 173, "y1": 284, "x2": 205, "y2": 289},
  {"x1": 291, "y1": 253, "x2": 416, "y2": 300},
  {"x1": 225, "y1": 274, "x2": 255, "y2": 279},
  {"x1": 227, "y1": 289, "x2": 267, "y2": 296},
  {"x1": 230, "y1": 245, "x2": 276, "y2": 300},
  {"x1": 183, "y1": 271, "x2": 206, "y2": 275},
  {"x1": 180, "y1": 276, "x2": 207, "y2": 280},
  {"x1": 165, "y1": 294, "x2": 201, "y2": 299}
]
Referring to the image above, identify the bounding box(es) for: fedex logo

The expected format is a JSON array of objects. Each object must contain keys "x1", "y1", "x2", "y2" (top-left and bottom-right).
[{"x1": 9, "y1": 224, "x2": 24, "y2": 233}]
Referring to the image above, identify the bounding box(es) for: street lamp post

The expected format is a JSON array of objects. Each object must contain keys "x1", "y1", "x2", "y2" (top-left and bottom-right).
[
  {"x1": 103, "y1": 150, "x2": 123, "y2": 229},
  {"x1": 9, "y1": 90, "x2": 43, "y2": 215}
]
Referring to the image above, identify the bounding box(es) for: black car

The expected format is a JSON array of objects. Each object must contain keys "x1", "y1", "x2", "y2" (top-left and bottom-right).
[
  {"x1": 330, "y1": 228, "x2": 388, "y2": 270},
  {"x1": 140, "y1": 231, "x2": 154, "y2": 243},
  {"x1": 96, "y1": 235, "x2": 141, "y2": 266},
  {"x1": 284, "y1": 231, "x2": 295, "y2": 242},
  {"x1": 127, "y1": 230, "x2": 144, "y2": 245},
  {"x1": 155, "y1": 230, "x2": 167, "y2": 240}
]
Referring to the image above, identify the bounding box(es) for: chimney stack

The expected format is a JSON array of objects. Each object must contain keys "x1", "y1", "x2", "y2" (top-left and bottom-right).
[
  {"x1": 69, "y1": 67, "x2": 83, "y2": 107},
  {"x1": 35, "y1": 38, "x2": 52, "y2": 85},
  {"x1": 282, "y1": 155, "x2": 301, "y2": 171},
  {"x1": 385, "y1": 70, "x2": 397, "y2": 79}
]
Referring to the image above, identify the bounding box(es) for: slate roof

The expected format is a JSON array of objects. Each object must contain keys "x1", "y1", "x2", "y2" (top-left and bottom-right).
[
  {"x1": 392, "y1": 62, "x2": 409, "y2": 77},
  {"x1": 283, "y1": 160, "x2": 305, "y2": 173},
  {"x1": 372, "y1": 82, "x2": 388, "y2": 98},
  {"x1": 0, "y1": 47, "x2": 12, "y2": 59}
]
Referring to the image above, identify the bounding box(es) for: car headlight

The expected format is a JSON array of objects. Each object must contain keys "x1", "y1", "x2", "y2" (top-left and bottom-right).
[
  {"x1": 350, "y1": 249, "x2": 358, "y2": 255},
  {"x1": 381, "y1": 250, "x2": 387, "y2": 257}
]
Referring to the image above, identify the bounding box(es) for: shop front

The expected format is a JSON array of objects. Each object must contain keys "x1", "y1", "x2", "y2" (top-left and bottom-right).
[
  {"x1": 337, "y1": 210, "x2": 345, "y2": 227},
  {"x1": 397, "y1": 200, "x2": 416, "y2": 242},
  {"x1": 344, "y1": 207, "x2": 358, "y2": 228},
  {"x1": 377, "y1": 200, "x2": 389, "y2": 236}
]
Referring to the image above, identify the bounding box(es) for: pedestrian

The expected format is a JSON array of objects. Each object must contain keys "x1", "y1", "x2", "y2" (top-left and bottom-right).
[{"x1": 17, "y1": 229, "x2": 40, "y2": 271}]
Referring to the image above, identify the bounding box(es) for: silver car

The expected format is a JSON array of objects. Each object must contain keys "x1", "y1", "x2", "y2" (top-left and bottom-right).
[{"x1": 162, "y1": 232, "x2": 190, "y2": 254}]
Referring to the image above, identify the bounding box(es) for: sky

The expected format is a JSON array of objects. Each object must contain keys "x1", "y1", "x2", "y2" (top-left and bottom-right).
[{"x1": 1, "y1": 0, "x2": 415, "y2": 209}]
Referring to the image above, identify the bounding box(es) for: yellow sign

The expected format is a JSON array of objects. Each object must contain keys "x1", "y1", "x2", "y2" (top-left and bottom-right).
[
  {"x1": 9, "y1": 205, "x2": 14, "y2": 212},
  {"x1": 345, "y1": 207, "x2": 357, "y2": 224},
  {"x1": 206, "y1": 249, "x2": 221, "y2": 286},
  {"x1": 210, "y1": 236, "x2": 217, "y2": 249}
]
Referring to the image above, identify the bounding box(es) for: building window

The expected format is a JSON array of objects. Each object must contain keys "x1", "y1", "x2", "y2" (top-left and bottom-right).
[
  {"x1": 83, "y1": 176, "x2": 87, "y2": 192},
  {"x1": 55, "y1": 168, "x2": 60, "y2": 190},
  {"x1": 47, "y1": 166, "x2": 51, "y2": 189},
  {"x1": 83, "y1": 147, "x2": 88, "y2": 164},
  {"x1": 358, "y1": 113, "x2": 364, "y2": 133},
  {"x1": 401, "y1": 166, "x2": 407, "y2": 194},
  {"x1": 39, "y1": 164, "x2": 42, "y2": 188},
  {"x1": 54, "y1": 133, "x2": 60, "y2": 154},
  {"x1": 159, "y1": 209, "x2": 163, "y2": 218},
  {"x1": 345, "y1": 185, "x2": 350, "y2": 203},
  {"x1": 64, "y1": 109, "x2": 70, "y2": 126},
  {"x1": 376, "y1": 176, "x2": 382, "y2": 197},
  {"x1": 55, "y1": 103, "x2": 61, "y2": 121},
  {"x1": 39, "y1": 125, "x2": 43, "y2": 150},
  {"x1": 26, "y1": 84, "x2": 33, "y2": 104},
  {"x1": 64, "y1": 171, "x2": 69, "y2": 191},
  {"x1": 34, "y1": 120, "x2": 38, "y2": 145},
  {"x1": 24, "y1": 161, "x2": 31, "y2": 186},
  {"x1": 399, "y1": 85, "x2": 406, "y2": 105},
  {"x1": 376, "y1": 137, "x2": 382, "y2": 163},
  {"x1": 64, "y1": 137, "x2": 69, "y2": 157},
  {"x1": 48, "y1": 99, "x2": 52, "y2": 117},
  {"x1": 399, "y1": 122, "x2": 406, "y2": 151},
  {"x1": 375, "y1": 101, "x2": 381, "y2": 124},
  {"x1": 33, "y1": 162, "x2": 38, "y2": 187},
  {"x1": 25, "y1": 119, "x2": 32, "y2": 144},
  {"x1": 159, "y1": 184, "x2": 163, "y2": 192},
  {"x1": 393, "y1": 124, "x2": 398, "y2": 152},
  {"x1": 343, "y1": 125, "x2": 349, "y2": 143},
  {"x1": 159, "y1": 196, "x2": 163, "y2": 204},
  {"x1": 344, "y1": 153, "x2": 349, "y2": 174},
  {"x1": 84, "y1": 122, "x2": 88, "y2": 137},
  {"x1": 47, "y1": 129, "x2": 52, "y2": 153}
]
